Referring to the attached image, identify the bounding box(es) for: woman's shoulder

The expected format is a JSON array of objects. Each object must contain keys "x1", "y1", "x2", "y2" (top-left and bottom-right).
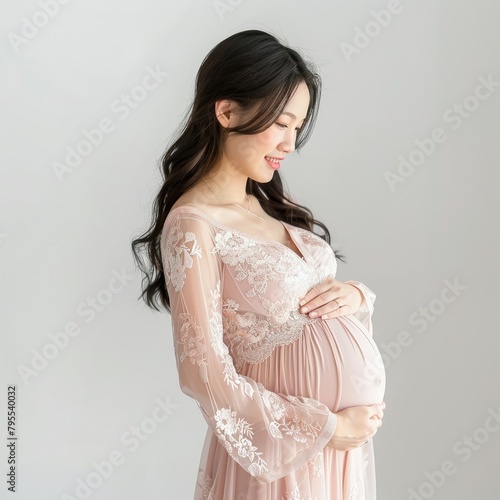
[
  {"x1": 168, "y1": 199, "x2": 219, "y2": 221},
  {"x1": 164, "y1": 197, "x2": 221, "y2": 236}
]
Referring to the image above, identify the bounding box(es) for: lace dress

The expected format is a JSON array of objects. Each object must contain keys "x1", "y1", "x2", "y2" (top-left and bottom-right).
[{"x1": 160, "y1": 205, "x2": 386, "y2": 500}]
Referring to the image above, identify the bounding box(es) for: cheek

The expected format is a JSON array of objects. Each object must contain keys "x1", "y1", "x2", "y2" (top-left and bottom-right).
[
  {"x1": 228, "y1": 137, "x2": 264, "y2": 165},
  {"x1": 256, "y1": 128, "x2": 277, "y2": 146},
  {"x1": 225, "y1": 129, "x2": 278, "y2": 165}
]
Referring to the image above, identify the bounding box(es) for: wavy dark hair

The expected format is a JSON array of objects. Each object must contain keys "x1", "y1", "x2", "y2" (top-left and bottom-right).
[{"x1": 131, "y1": 29, "x2": 346, "y2": 313}]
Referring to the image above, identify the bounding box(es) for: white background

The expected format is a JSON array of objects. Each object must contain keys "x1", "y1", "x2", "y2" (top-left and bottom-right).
[{"x1": 1, "y1": 0, "x2": 499, "y2": 499}]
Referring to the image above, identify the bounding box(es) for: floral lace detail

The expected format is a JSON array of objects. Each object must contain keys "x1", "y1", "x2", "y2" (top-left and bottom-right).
[
  {"x1": 213, "y1": 407, "x2": 269, "y2": 478},
  {"x1": 175, "y1": 277, "x2": 256, "y2": 397},
  {"x1": 212, "y1": 231, "x2": 260, "y2": 267},
  {"x1": 213, "y1": 229, "x2": 334, "y2": 299},
  {"x1": 209, "y1": 280, "x2": 256, "y2": 398},
  {"x1": 214, "y1": 229, "x2": 334, "y2": 371},
  {"x1": 305, "y1": 451, "x2": 324, "y2": 478},
  {"x1": 222, "y1": 298, "x2": 322, "y2": 372},
  {"x1": 162, "y1": 218, "x2": 203, "y2": 292},
  {"x1": 177, "y1": 311, "x2": 208, "y2": 383},
  {"x1": 257, "y1": 383, "x2": 323, "y2": 443}
]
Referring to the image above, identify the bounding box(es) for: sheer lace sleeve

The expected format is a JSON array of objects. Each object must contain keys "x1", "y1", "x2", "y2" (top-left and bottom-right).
[
  {"x1": 344, "y1": 280, "x2": 376, "y2": 336},
  {"x1": 161, "y1": 212, "x2": 338, "y2": 484}
]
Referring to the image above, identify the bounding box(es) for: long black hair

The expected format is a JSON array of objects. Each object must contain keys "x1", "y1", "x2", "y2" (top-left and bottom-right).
[{"x1": 131, "y1": 29, "x2": 346, "y2": 313}]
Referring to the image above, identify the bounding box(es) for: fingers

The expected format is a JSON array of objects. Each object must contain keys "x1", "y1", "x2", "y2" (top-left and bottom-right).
[
  {"x1": 369, "y1": 401, "x2": 386, "y2": 415},
  {"x1": 299, "y1": 279, "x2": 367, "y2": 319},
  {"x1": 300, "y1": 290, "x2": 337, "y2": 315},
  {"x1": 368, "y1": 402, "x2": 385, "y2": 432},
  {"x1": 378, "y1": 400, "x2": 386, "y2": 419},
  {"x1": 299, "y1": 279, "x2": 339, "y2": 309},
  {"x1": 300, "y1": 294, "x2": 345, "y2": 319},
  {"x1": 299, "y1": 292, "x2": 341, "y2": 318}
]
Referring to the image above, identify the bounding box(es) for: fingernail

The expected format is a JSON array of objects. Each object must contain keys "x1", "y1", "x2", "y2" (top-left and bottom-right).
[
  {"x1": 301, "y1": 307, "x2": 309, "y2": 313},
  {"x1": 299, "y1": 300, "x2": 306, "y2": 306},
  {"x1": 309, "y1": 311, "x2": 317, "y2": 317}
]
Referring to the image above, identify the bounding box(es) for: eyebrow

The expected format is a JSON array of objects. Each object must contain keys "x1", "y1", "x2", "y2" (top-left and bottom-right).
[{"x1": 281, "y1": 111, "x2": 306, "y2": 122}]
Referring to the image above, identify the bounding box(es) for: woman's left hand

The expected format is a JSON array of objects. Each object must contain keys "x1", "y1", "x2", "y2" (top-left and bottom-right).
[{"x1": 298, "y1": 278, "x2": 364, "y2": 320}]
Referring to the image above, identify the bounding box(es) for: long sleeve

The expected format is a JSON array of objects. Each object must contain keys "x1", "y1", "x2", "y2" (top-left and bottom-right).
[
  {"x1": 344, "y1": 280, "x2": 376, "y2": 336},
  {"x1": 161, "y1": 212, "x2": 338, "y2": 484}
]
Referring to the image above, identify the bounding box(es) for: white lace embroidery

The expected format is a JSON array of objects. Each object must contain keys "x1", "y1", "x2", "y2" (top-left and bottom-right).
[
  {"x1": 306, "y1": 451, "x2": 324, "y2": 478},
  {"x1": 175, "y1": 278, "x2": 256, "y2": 397},
  {"x1": 163, "y1": 222, "x2": 203, "y2": 292},
  {"x1": 257, "y1": 383, "x2": 323, "y2": 443},
  {"x1": 212, "y1": 231, "x2": 261, "y2": 267},
  {"x1": 177, "y1": 311, "x2": 208, "y2": 383},
  {"x1": 213, "y1": 407, "x2": 269, "y2": 477},
  {"x1": 209, "y1": 280, "x2": 255, "y2": 398},
  {"x1": 164, "y1": 217, "x2": 337, "y2": 372},
  {"x1": 223, "y1": 297, "x2": 323, "y2": 371},
  {"x1": 213, "y1": 229, "x2": 335, "y2": 371}
]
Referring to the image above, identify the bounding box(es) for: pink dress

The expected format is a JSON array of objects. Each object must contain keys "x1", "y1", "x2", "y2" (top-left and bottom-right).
[{"x1": 161, "y1": 205, "x2": 386, "y2": 500}]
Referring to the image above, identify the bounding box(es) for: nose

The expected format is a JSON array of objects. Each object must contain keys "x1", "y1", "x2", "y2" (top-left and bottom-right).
[{"x1": 280, "y1": 129, "x2": 296, "y2": 155}]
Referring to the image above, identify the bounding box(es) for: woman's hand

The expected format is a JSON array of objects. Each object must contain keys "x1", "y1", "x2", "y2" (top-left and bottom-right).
[
  {"x1": 327, "y1": 401, "x2": 386, "y2": 451},
  {"x1": 298, "y1": 278, "x2": 364, "y2": 320}
]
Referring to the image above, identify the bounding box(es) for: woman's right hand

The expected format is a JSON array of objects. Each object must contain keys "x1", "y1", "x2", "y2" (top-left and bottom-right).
[{"x1": 327, "y1": 401, "x2": 386, "y2": 451}]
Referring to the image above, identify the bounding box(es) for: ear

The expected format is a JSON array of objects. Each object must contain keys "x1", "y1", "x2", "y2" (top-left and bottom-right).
[{"x1": 214, "y1": 99, "x2": 236, "y2": 128}]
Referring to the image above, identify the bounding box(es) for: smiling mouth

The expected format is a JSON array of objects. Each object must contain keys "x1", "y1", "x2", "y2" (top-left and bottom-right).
[{"x1": 265, "y1": 156, "x2": 283, "y2": 163}]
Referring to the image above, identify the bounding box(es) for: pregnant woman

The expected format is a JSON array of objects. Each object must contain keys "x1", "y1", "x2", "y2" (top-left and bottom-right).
[{"x1": 132, "y1": 29, "x2": 386, "y2": 499}]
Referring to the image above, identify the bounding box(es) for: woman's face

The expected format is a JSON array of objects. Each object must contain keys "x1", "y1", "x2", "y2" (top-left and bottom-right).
[{"x1": 220, "y1": 81, "x2": 311, "y2": 183}]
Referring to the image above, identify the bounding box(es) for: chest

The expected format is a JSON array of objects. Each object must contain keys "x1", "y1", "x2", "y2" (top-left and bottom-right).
[{"x1": 211, "y1": 226, "x2": 337, "y2": 308}]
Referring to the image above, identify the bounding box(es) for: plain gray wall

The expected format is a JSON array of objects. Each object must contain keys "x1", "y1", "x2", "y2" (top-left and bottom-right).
[{"x1": 2, "y1": 0, "x2": 499, "y2": 499}]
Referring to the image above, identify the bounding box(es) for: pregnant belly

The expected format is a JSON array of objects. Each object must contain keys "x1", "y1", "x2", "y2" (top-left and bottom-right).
[
  {"x1": 319, "y1": 314, "x2": 386, "y2": 411},
  {"x1": 240, "y1": 314, "x2": 386, "y2": 413}
]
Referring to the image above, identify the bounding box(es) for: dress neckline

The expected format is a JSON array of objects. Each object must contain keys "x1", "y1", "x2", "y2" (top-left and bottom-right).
[{"x1": 166, "y1": 205, "x2": 308, "y2": 263}]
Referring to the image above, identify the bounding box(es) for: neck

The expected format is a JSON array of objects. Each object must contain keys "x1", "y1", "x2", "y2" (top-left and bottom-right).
[{"x1": 203, "y1": 173, "x2": 249, "y2": 206}]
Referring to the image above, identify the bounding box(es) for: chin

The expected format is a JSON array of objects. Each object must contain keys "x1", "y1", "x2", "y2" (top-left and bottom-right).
[{"x1": 248, "y1": 171, "x2": 274, "y2": 184}]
